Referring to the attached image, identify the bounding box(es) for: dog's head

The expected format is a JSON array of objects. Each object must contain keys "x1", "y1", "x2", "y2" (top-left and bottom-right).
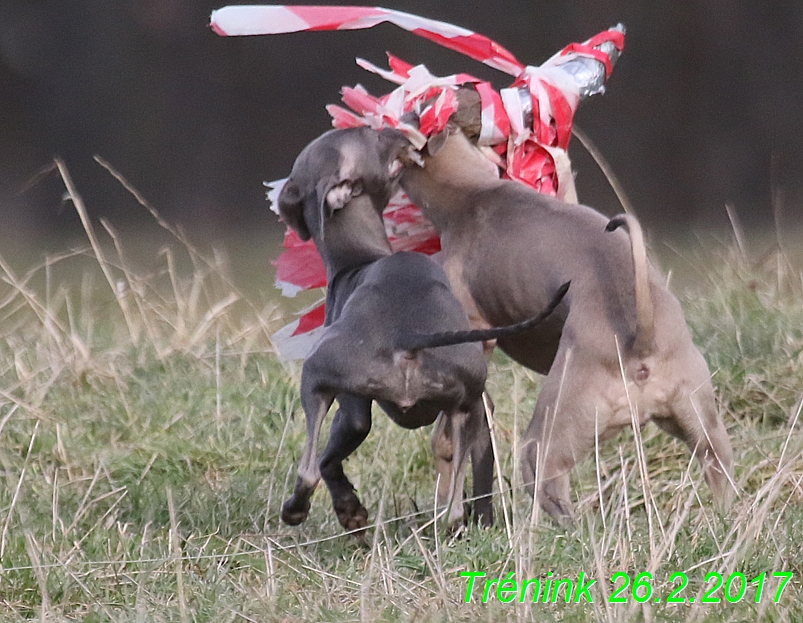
[
  {"x1": 278, "y1": 127, "x2": 412, "y2": 241},
  {"x1": 397, "y1": 89, "x2": 501, "y2": 189}
]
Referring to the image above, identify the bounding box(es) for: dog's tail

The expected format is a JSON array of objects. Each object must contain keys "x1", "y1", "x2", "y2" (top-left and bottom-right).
[
  {"x1": 394, "y1": 282, "x2": 569, "y2": 352},
  {"x1": 606, "y1": 214, "x2": 655, "y2": 355}
]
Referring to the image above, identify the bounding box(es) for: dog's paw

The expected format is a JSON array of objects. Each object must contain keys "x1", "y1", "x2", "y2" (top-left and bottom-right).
[
  {"x1": 281, "y1": 495, "x2": 311, "y2": 526},
  {"x1": 340, "y1": 511, "x2": 369, "y2": 533},
  {"x1": 472, "y1": 501, "x2": 494, "y2": 528},
  {"x1": 333, "y1": 494, "x2": 369, "y2": 532},
  {"x1": 542, "y1": 498, "x2": 576, "y2": 531}
]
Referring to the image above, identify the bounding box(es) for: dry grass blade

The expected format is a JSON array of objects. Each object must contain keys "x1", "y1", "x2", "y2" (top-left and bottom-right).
[
  {"x1": 615, "y1": 335, "x2": 657, "y2": 557},
  {"x1": 778, "y1": 394, "x2": 802, "y2": 467},
  {"x1": 22, "y1": 529, "x2": 50, "y2": 622},
  {"x1": 1, "y1": 421, "x2": 39, "y2": 562},
  {"x1": 483, "y1": 392, "x2": 511, "y2": 542},
  {"x1": 95, "y1": 156, "x2": 281, "y2": 354},
  {"x1": 0, "y1": 253, "x2": 68, "y2": 351},
  {"x1": 55, "y1": 158, "x2": 138, "y2": 343},
  {"x1": 725, "y1": 203, "x2": 748, "y2": 258},
  {"x1": 167, "y1": 487, "x2": 190, "y2": 623}
]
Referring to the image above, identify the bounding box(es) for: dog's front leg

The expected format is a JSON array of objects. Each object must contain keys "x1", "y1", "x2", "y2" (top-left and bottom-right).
[
  {"x1": 281, "y1": 375, "x2": 335, "y2": 526},
  {"x1": 319, "y1": 393, "x2": 373, "y2": 531}
]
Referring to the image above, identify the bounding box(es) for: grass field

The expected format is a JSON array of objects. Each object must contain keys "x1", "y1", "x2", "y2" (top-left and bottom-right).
[{"x1": 0, "y1": 165, "x2": 801, "y2": 622}]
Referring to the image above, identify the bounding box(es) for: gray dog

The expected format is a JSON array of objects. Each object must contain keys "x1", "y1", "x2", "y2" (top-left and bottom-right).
[
  {"x1": 398, "y1": 119, "x2": 734, "y2": 525},
  {"x1": 276, "y1": 127, "x2": 567, "y2": 531}
]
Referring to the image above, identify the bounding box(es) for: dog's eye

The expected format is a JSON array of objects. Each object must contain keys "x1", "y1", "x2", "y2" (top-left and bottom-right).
[{"x1": 351, "y1": 181, "x2": 363, "y2": 197}]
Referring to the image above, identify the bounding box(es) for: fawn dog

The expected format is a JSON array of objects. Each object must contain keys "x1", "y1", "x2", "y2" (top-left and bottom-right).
[{"x1": 398, "y1": 121, "x2": 733, "y2": 524}]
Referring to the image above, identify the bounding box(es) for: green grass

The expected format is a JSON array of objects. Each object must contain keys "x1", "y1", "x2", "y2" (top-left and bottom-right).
[{"x1": 1, "y1": 166, "x2": 802, "y2": 621}]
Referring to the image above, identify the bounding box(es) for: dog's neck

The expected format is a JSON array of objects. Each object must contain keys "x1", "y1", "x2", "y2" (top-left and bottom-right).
[
  {"x1": 401, "y1": 131, "x2": 499, "y2": 231},
  {"x1": 315, "y1": 194, "x2": 393, "y2": 278}
]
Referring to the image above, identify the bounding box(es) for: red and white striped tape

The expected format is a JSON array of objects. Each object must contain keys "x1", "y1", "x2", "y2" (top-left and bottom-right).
[
  {"x1": 210, "y1": 5, "x2": 526, "y2": 75},
  {"x1": 214, "y1": 7, "x2": 624, "y2": 358}
]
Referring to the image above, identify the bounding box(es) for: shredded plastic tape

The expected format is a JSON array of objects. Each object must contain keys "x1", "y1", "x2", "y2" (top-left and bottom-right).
[{"x1": 211, "y1": 6, "x2": 624, "y2": 358}]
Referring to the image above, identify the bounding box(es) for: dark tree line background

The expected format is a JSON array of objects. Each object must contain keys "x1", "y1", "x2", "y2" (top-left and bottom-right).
[{"x1": 1, "y1": 0, "x2": 801, "y2": 250}]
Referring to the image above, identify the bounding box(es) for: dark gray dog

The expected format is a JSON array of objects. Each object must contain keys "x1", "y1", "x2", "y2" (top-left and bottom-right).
[{"x1": 276, "y1": 127, "x2": 567, "y2": 531}]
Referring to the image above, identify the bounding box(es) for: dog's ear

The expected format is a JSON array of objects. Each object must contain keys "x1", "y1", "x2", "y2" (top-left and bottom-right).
[
  {"x1": 374, "y1": 127, "x2": 417, "y2": 177},
  {"x1": 277, "y1": 178, "x2": 311, "y2": 241},
  {"x1": 377, "y1": 127, "x2": 411, "y2": 160},
  {"x1": 427, "y1": 121, "x2": 460, "y2": 157},
  {"x1": 319, "y1": 177, "x2": 362, "y2": 214},
  {"x1": 394, "y1": 144, "x2": 425, "y2": 169},
  {"x1": 426, "y1": 130, "x2": 448, "y2": 157},
  {"x1": 314, "y1": 175, "x2": 364, "y2": 238}
]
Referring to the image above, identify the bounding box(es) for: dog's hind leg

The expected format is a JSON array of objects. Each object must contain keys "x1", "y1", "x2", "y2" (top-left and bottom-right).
[
  {"x1": 281, "y1": 374, "x2": 336, "y2": 526},
  {"x1": 521, "y1": 405, "x2": 577, "y2": 527},
  {"x1": 431, "y1": 413, "x2": 457, "y2": 521},
  {"x1": 432, "y1": 410, "x2": 471, "y2": 527},
  {"x1": 654, "y1": 359, "x2": 734, "y2": 509},
  {"x1": 432, "y1": 399, "x2": 495, "y2": 528},
  {"x1": 319, "y1": 393, "x2": 373, "y2": 531}
]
